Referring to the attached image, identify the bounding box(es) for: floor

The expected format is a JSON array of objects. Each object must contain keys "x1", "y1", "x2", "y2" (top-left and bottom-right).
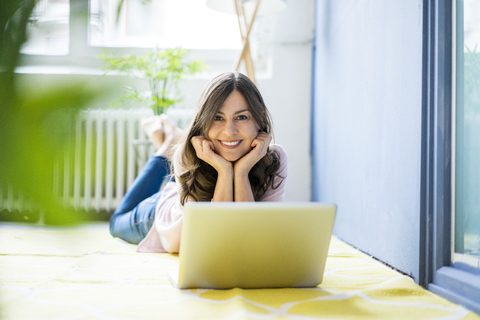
[{"x1": 0, "y1": 222, "x2": 478, "y2": 320}]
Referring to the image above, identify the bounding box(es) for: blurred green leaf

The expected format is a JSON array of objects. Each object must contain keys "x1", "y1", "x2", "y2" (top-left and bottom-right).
[{"x1": 0, "y1": 1, "x2": 108, "y2": 225}]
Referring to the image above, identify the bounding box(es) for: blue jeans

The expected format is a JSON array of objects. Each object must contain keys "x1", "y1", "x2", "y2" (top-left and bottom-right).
[{"x1": 109, "y1": 155, "x2": 170, "y2": 244}]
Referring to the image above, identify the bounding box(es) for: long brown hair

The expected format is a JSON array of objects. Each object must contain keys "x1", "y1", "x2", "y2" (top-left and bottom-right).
[{"x1": 176, "y1": 72, "x2": 283, "y2": 205}]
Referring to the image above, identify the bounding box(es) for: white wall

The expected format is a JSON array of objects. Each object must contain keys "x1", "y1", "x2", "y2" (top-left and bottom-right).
[
  {"x1": 312, "y1": 0, "x2": 424, "y2": 281},
  {"x1": 258, "y1": 0, "x2": 315, "y2": 202}
]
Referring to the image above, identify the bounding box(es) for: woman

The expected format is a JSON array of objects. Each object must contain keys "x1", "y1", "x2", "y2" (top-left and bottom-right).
[{"x1": 109, "y1": 72, "x2": 288, "y2": 253}]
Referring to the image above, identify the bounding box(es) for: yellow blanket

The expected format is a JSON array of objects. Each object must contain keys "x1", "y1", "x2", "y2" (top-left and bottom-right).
[{"x1": 0, "y1": 222, "x2": 478, "y2": 320}]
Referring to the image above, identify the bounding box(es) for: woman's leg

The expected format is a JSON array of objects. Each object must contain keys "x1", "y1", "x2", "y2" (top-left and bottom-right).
[
  {"x1": 109, "y1": 156, "x2": 170, "y2": 244},
  {"x1": 109, "y1": 115, "x2": 183, "y2": 244}
]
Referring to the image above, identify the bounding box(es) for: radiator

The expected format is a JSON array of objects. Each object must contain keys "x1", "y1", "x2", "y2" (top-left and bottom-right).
[
  {"x1": 1, "y1": 108, "x2": 194, "y2": 214},
  {"x1": 1, "y1": 108, "x2": 156, "y2": 213}
]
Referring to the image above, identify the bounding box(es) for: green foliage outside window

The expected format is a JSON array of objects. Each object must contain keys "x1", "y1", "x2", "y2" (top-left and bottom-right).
[{"x1": 464, "y1": 46, "x2": 480, "y2": 115}]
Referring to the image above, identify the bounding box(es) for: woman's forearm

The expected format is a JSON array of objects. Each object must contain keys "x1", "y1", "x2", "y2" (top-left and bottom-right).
[
  {"x1": 234, "y1": 171, "x2": 255, "y2": 202},
  {"x1": 212, "y1": 167, "x2": 234, "y2": 202}
]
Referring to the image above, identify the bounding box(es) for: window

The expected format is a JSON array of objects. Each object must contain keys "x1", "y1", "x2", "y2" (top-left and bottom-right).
[
  {"x1": 21, "y1": 0, "x2": 70, "y2": 55},
  {"x1": 454, "y1": 0, "x2": 480, "y2": 272},
  {"x1": 89, "y1": 0, "x2": 241, "y2": 50},
  {"x1": 424, "y1": 0, "x2": 480, "y2": 314},
  {"x1": 18, "y1": 0, "x2": 274, "y2": 74}
]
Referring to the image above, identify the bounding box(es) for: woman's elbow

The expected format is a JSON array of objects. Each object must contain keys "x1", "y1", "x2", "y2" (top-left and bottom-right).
[{"x1": 162, "y1": 237, "x2": 180, "y2": 253}]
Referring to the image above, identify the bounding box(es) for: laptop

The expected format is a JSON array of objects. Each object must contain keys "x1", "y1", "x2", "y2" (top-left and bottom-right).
[{"x1": 167, "y1": 202, "x2": 337, "y2": 289}]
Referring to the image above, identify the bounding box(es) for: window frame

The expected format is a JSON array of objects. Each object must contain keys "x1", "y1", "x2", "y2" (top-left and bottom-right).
[{"x1": 421, "y1": 0, "x2": 480, "y2": 314}]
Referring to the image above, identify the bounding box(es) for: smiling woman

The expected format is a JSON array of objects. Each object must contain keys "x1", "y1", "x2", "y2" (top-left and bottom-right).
[
  {"x1": 178, "y1": 72, "x2": 285, "y2": 204},
  {"x1": 108, "y1": 71, "x2": 288, "y2": 253}
]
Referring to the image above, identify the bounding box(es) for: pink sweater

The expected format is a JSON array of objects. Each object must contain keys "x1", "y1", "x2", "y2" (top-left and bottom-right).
[{"x1": 137, "y1": 144, "x2": 288, "y2": 253}]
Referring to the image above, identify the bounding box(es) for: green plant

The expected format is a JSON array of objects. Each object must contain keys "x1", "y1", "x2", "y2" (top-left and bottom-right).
[{"x1": 99, "y1": 48, "x2": 207, "y2": 115}]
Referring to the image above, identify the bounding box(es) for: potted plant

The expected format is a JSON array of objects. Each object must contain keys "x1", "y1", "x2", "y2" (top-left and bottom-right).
[{"x1": 98, "y1": 47, "x2": 207, "y2": 115}]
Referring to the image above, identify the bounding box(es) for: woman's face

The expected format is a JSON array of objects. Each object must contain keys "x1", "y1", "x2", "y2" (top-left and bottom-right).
[{"x1": 207, "y1": 90, "x2": 260, "y2": 162}]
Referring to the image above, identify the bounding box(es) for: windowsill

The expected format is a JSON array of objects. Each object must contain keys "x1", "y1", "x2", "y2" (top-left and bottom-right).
[
  {"x1": 14, "y1": 65, "x2": 104, "y2": 75},
  {"x1": 14, "y1": 47, "x2": 274, "y2": 79},
  {"x1": 429, "y1": 266, "x2": 480, "y2": 315}
]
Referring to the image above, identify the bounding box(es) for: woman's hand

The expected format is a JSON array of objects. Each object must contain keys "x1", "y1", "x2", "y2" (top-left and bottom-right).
[
  {"x1": 191, "y1": 136, "x2": 232, "y2": 174},
  {"x1": 233, "y1": 132, "x2": 271, "y2": 202},
  {"x1": 234, "y1": 131, "x2": 272, "y2": 175},
  {"x1": 191, "y1": 136, "x2": 234, "y2": 202}
]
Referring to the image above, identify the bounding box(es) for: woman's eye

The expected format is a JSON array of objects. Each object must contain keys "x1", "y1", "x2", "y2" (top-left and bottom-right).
[
  {"x1": 213, "y1": 115, "x2": 223, "y2": 121},
  {"x1": 237, "y1": 115, "x2": 248, "y2": 120}
]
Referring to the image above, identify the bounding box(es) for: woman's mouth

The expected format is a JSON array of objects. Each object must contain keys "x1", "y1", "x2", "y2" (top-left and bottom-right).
[{"x1": 219, "y1": 140, "x2": 242, "y2": 148}]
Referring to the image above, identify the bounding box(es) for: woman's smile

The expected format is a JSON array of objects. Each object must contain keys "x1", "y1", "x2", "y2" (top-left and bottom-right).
[{"x1": 219, "y1": 140, "x2": 242, "y2": 148}]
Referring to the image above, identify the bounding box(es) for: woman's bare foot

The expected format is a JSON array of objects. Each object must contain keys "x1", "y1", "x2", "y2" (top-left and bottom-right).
[
  {"x1": 141, "y1": 116, "x2": 164, "y2": 151},
  {"x1": 154, "y1": 114, "x2": 184, "y2": 159}
]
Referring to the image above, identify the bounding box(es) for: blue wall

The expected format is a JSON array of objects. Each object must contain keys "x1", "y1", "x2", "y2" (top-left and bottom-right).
[{"x1": 312, "y1": 0, "x2": 424, "y2": 281}]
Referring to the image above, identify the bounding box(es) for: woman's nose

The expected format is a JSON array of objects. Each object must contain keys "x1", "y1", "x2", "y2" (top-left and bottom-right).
[{"x1": 223, "y1": 119, "x2": 238, "y2": 135}]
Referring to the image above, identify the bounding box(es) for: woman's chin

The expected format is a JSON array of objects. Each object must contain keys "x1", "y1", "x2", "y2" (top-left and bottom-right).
[
  {"x1": 223, "y1": 155, "x2": 241, "y2": 162},
  {"x1": 218, "y1": 151, "x2": 244, "y2": 162}
]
